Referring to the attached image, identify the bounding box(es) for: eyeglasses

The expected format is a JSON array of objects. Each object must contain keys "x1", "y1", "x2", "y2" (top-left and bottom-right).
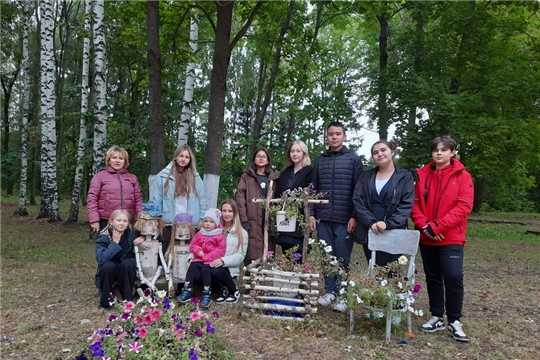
[{"x1": 256, "y1": 155, "x2": 267, "y2": 159}]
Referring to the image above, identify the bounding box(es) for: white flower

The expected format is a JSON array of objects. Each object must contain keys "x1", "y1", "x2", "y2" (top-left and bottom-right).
[
  {"x1": 380, "y1": 279, "x2": 388, "y2": 287},
  {"x1": 418, "y1": 310, "x2": 424, "y2": 316},
  {"x1": 324, "y1": 245, "x2": 332, "y2": 253},
  {"x1": 339, "y1": 288, "x2": 346, "y2": 295},
  {"x1": 308, "y1": 238, "x2": 315, "y2": 245},
  {"x1": 349, "y1": 281, "x2": 356, "y2": 287},
  {"x1": 354, "y1": 295, "x2": 363, "y2": 304},
  {"x1": 375, "y1": 311, "x2": 384, "y2": 318},
  {"x1": 386, "y1": 290, "x2": 392, "y2": 297},
  {"x1": 157, "y1": 290, "x2": 167, "y2": 299},
  {"x1": 398, "y1": 255, "x2": 408, "y2": 265},
  {"x1": 319, "y1": 239, "x2": 327, "y2": 246},
  {"x1": 341, "y1": 281, "x2": 348, "y2": 286},
  {"x1": 397, "y1": 282, "x2": 403, "y2": 289}
]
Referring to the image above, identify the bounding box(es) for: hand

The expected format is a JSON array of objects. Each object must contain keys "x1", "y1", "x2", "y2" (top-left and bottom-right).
[
  {"x1": 112, "y1": 229, "x2": 123, "y2": 243},
  {"x1": 197, "y1": 221, "x2": 203, "y2": 230},
  {"x1": 309, "y1": 216, "x2": 317, "y2": 231},
  {"x1": 198, "y1": 250, "x2": 204, "y2": 258},
  {"x1": 210, "y1": 258, "x2": 224, "y2": 268},
  {"x1": 347, "y1": 217, "x2": 357, "y2": 233},
  {"x1": 133, "y1": 236, "x2": 145, "y2": 246},
  {"x1": 371, "y1": 221, "x2": 386, "y2": 235},
  {"x1": 90, "y1": 222, "x2": 100, "y2": 232}
]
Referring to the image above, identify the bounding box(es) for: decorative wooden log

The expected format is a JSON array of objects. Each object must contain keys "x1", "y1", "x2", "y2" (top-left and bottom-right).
[
  {"x1": 241, "y1": 284, "x2": 319, "y2": 296},
  {"x1": 243, "y1": 294, "x2": 317, "y2": 304},
  {"x1": 248, "y1": 267, "x2": 320, "y2": 279},
  {"x1": 242, "y1": 300, "x2": 318, "y2": 314}
]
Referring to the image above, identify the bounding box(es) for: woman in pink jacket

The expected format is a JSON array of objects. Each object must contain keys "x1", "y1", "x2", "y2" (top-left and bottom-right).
[
  {"x1": 87, "y1": 146, "x2": 143, "y2": 232},
  {"x1": 411, "y1": 135, "x2": 474, "y2": 342}
]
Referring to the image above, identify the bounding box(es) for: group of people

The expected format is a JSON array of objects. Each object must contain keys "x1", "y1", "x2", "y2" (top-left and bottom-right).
[{"x1": 89, "y1": 122, "x2": 473, "y2": 342}]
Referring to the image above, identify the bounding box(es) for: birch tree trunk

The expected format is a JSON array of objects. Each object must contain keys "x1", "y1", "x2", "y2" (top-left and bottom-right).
[
  {"x1": 92, "y1": 0, "x2": 107, "y2": 175},
  {"x1": 66, "y1": 0, "x2": 92, "y2": 224},
  {"x1": 15, "y1": 1, "x2": 31, "y2": 217},
  {"x1": 177, "y1": 16, "x2": 199, "y2": 146},
  {"x1": 37, "y1": 0, "x2": 60, "y2": 222}
]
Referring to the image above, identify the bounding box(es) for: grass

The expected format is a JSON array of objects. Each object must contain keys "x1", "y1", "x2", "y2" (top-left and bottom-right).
[{"x1": 1, "y1": 198, "x2": 540, "y2": 359}]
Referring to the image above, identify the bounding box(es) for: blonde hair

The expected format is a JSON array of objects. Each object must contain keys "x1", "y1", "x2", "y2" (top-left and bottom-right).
[
  {"x1": 286, "y1": 140, "x2": 311, "y2": 167},
  {"x1": 100, "y1": 209, "x2": 133, "y2": 234},
  {"x1": 164, "y1": 145, "x2": 200, "y2": 197},
  {"x1": 220, "y1": 199, "x2": 244, "y2": 253},
  {"x1": 105, "y1": 146, "x2": 129, "y2": 168}
]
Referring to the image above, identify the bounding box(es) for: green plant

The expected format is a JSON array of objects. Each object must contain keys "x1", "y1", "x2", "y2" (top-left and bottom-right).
[
  {"x1": 339, "y1": 256, "x2": 423, "y2": 318},
  {"x1": 265, "y1": 185, "x2": 326, "y2": 228},
  {"x1": 76, "y1": 290, "x2": 220, "y2": 360}
]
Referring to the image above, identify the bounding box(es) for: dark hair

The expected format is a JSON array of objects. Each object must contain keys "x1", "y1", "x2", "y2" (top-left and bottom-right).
[
  {"x1": 326, "y1": 121, "x2": 346, "y2": 132},
  {"x1": 249, "y1": 148, "x2": 274, "y2": 175},
  {"x1": 430, "y1": 135, "x2": 457, "y2": 152},
  {"x1": 371, "y1": 140, "x2": 397, "y2": 155}
]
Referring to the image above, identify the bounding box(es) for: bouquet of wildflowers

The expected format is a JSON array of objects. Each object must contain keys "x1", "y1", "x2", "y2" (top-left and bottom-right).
[
  {"x1": 339, "y1": 255, "x2": 424, "y2": 317},
  {"x1": 263, "y1": 238, "x2": 343, "y2": 277},
  {"x1": 77, "y1": 289, "x2": 220, "y2": 360}
]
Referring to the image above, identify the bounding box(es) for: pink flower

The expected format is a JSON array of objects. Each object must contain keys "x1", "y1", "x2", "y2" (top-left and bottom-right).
[
  {"x1": 190, "y1": 312, "x2": 201, "y2": 321},
  {"x1": 143, "y1": 314, "x2": 154, "y2": 325},
  {"x1": 124, "y1": 301, "x2": 136, "y2": 312},
  {"x1": 128, "y1": 342, "x2": 142, "y2": 353},
  {"x1": 134, "y1": 315, "x2": 144, "y2": 325},
  {"x1": 411, "y1": 284, "x2": 422, "y2": 293},
  {"x1": 265, "y1": 251, "x2": 273, "y2": 259},
  {"x1": 175, "y1": 328, "x2": 186, "y2": 339},
  {"x1": 116, "y1": 326, "x2": 124, "y2": 333},
  {"x1": 303, "y1": 266, "x2": 310, "y2": 273},
  {"x1": 138, "y1": 326, "x2": 149, "y2": 339},
  {"x1": 100, "y1": 357, "x2": 111, "y2": 360},
  {"x1": 115, "y1": 332, "x2": 128, "y2": 342},
  {"x1": 150, "y1": 308, "x2": 162, "y2": 321}
]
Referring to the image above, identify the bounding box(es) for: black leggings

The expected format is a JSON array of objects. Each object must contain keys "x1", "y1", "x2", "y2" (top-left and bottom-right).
[{"x1": 185, "y1": 262, "x2": 212, "y2": 291}]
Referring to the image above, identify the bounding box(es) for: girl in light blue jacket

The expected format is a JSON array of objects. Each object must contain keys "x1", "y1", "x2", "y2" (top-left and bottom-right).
[{"x1": 152, "y1": 144, "x2": 207, "y2": 252}]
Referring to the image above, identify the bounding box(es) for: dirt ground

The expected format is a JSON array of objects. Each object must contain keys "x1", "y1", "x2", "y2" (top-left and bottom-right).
[{"x1": 1, "y1": 201, "x2": 539, "y2": 359}]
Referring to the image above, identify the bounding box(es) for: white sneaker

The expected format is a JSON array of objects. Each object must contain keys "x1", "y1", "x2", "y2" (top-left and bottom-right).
[
  {"x1": 332, "y1": 299, "x2": 347, "y2": 313},
  {"x1": 317, "y1": 293, "x2": 336, "y2": 306},
  {"x1": 448, "y1": 320, "x2": 469, "y2": 342}
]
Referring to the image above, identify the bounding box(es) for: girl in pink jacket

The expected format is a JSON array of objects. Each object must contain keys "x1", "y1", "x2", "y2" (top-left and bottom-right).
[{"x1": 177, "y1": 208, "x2": 226, "y2": 308}]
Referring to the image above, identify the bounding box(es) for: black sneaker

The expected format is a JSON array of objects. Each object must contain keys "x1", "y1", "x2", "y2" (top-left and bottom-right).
[
  {"x1": 422, "y1": 316, "x2": 445, "y2": 332},
  {"x1": 448, "y1": 320, "x2": 470, "y2": 342},
  {"x1": 225, "y1": 289, "x2": 240, "y2": 304},
  {"x1": 216, "y1": 286, "x2": 229, "y2": 304}
]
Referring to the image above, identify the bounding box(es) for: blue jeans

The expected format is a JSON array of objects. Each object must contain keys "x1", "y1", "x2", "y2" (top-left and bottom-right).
[
  {"x1": 317, "y1": 221, "x2": 354, "y2": 294},
  {"x1": 420, "y1": 244, "x2": 464, "y2": 323}
]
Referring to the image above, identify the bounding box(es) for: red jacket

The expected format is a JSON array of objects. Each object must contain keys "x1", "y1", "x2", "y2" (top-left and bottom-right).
[
  {"x1": 87, "y1": 166, "x2": 143, "y2": 223},
  {"x1": 411, "y1": 158, "x2": 474, "y2": 246},
  {"x1": 190, "y1": 231, "x2": 227, "y2": 265}
]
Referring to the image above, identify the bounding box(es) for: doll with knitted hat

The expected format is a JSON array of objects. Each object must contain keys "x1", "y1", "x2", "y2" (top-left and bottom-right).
[{"x1": 177, "y1": 208, "x2": 226, "y2": 307}]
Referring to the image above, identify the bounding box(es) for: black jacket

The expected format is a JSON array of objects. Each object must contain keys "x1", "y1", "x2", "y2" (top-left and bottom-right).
[
  {"x1": 352, "y1": 165, "x2": 414, "y2": 243},
  {"x1": 311, "y1": 146, "x2": 363, "y2": 224},
  {"x1": 274, "y1": 165, "x2": 314, "y2": 238}
]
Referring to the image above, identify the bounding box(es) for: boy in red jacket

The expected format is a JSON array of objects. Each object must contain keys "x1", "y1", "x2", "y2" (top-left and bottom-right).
[{"x1": 411, "y1": 135, "x2": 474, "y2": 342}]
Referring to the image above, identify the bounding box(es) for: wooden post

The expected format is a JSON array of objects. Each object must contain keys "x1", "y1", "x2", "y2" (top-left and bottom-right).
[
  {"x1": 302, "y1": 188, "x2": 310, "y2": 261},
  {"x1": 262, "y1": 180, "x2": 275, "y2": 264}
]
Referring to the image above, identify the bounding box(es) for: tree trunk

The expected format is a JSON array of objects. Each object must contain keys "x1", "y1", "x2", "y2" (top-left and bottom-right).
[
  {"x1": 147, "y1": 0, "x2": 165, "y2": 175},
  {"x1": 473, "y1": 177, "x2": 485, "y2": 213},
  {"x1": 1, "y1": 67, "x2": 19, "y2": 197},
  {"x1": 66, "y1": 0, "x2": 92, "y2": 224},
  {"x1": 178, "y1": 16, "x2": 199, "y2": 146},
  {"x1": 15, "y1": 1, "x2": 31, "y2": 217},
  {"x1": 92, "y1": 0, "x2": 107, "y2": 175},
  {"x1": 376, "y1": 13, "x2": 389, "y2": 140},
  {"x1": 38, "y1": 0, "x2": 60, "y2": 222}
]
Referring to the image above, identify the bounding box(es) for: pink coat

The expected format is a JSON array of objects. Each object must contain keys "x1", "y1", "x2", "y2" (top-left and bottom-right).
[
  {"x1": 87, "y1": 166, "x2": 143, "y2": 223},
  {"x1": 190, "y1": 232, "x2": 227, "y2": 265}
]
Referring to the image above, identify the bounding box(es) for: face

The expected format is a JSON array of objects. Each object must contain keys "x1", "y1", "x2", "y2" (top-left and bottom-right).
[
  {"x1": 254, "y1": 151, "x2": 269, "y2": 168},
  {"x1": 371, "y1": 143, "x2": 394, "y2": 166},
  {"x1": 110, "y1": 213, "x2": 129, "y2": 232},
  {"x1": 202, "y1": 217, "x2": 217, "y2": 231},
  {"x1": 109, "y1": 151, "x2": 126, "y2": 171},
  {"x1": 289, "y1": 144, "x2": 304, "y2": 165},
  {"x1": 175, "y1": 150, "x2": 191, "y2": 170},
  {"x1": 221, "y1": 204, "x2": 234, "y2": 225},
  {"x1": 432, "y1": 142, "x2": 455, "y2": 169},
  {"x1": 327, "y1": 126, "x2": 346, "y2": 151}
]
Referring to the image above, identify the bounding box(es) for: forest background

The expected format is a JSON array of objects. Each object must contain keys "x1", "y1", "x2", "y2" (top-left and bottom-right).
[{"x1": 2, "y1": 0, "x2": 540, "y2": 222}]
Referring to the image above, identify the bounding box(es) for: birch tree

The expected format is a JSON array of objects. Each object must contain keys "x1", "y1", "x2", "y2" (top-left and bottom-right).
[
  {"x1": 92, "y1": 0, "x2": 107, "y2": 174},
  {"x1": 14, "y1": 1, "x2": 31, "y2": 217},
  {"x1": 37, "y1": 0, "x2": 60, "y2": 222},
  {"x1": 66, "y1": 0, "x2": 92, "y2": 224},
  {"x1": 178, "y1": 16, "x2": 199, "y2": 146}
]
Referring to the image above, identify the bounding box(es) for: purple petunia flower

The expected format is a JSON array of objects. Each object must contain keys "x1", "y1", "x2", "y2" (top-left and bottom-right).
[
  {"x1": 193, "y1": 330, "x2": 203, "y2": 337},
  {"x1": 75, "y1": 353, "x2": 88, "y2": 360},
  {"x1": 190, "y1": 297, "x2": 200, "y2": 305},
  {"x1": 212, "y1": 311, "x2": 220, "y2": 318},
  {"x1": 144, "y1": 288, "x2": 152, "y2": 297},
  {"x1": 411, "y1": 283, "x2": 422, "y2": 293},
  {"x1": 108, "y1": 314, "x2": 117, "y2": 322},
  {"x1": 104, "y1": 328, "x2": 113, "y2": 336},
  {"x1": 206, "y1": 321, "x2": 215, "y2": 334},
  {"x1": 163, "y1": 298, "x2": 171, "y2": 310},
  {"x1": 188, "y1": 348, "x2": 198, "y2": 360},
  {"x1": 89, "y1": 341, "x2": 104, "y2": 357},
  {"x1": 293, "y1": 253, "x2": 302, "y2": 261},
  {"x1": 121, "y1": 312, "x2": 131, "y2": 321}
]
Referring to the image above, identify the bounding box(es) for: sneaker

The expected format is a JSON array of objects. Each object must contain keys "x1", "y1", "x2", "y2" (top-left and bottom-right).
[
  {"x1": 332, "y1": 299, "x2": 347, "y2": 313},
  {"x1": 317, "y1": 293, "x2": 336, "y2": 306},
  {"x1": 448, "y1": 320, "x2": 469, "y2": 342},
  {"x1": 177, "y1": 288, "x2": 192, "y2": 303},
  {"x1": 225, "y1": 289, "x2": 240, "y2": 304},
  {"x1": 201, "y1": 293, "x2": 212, "y2": 308},
  {"x1": 422, "y1": 316, "x2": 445, "y2": 332},
  {"x1": 216, "y1": 287, "x2": 229, "y2": 304}
]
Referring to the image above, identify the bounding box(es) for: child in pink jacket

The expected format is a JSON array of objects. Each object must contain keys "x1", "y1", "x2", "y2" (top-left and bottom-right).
[{"x1": 177, "y1": 208, "x2": 226, "y2": 308}]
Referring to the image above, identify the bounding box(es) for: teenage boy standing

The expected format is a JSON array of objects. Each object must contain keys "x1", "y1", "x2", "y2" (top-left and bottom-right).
[{"x1": 310, "y1": 121, "x2": 363, "y2": 312}]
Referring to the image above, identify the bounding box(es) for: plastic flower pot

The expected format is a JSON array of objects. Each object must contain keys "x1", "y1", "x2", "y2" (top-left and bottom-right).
[{"x1": 276, "y1": 211, "x2": 296, "y2": 232}]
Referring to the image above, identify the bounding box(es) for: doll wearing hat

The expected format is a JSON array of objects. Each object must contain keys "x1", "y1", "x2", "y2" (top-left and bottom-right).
[{"x1": 177, "y1": 208, "x2": 226, "y2": 308}]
